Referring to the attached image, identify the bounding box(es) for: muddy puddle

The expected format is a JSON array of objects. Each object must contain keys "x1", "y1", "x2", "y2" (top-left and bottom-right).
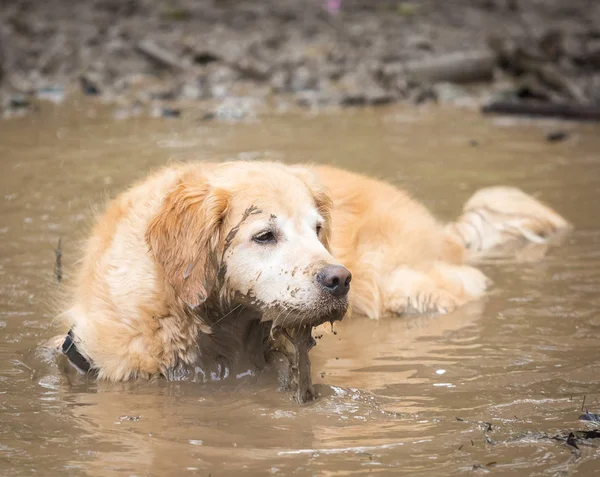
[{"x1": 1, "y1": 102, "x2": 599, "y2": 476}]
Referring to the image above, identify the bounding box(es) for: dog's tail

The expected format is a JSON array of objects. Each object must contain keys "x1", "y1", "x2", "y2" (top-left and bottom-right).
[{"x1": 445, "y1": 186, "x2": 572, "y2": 261}]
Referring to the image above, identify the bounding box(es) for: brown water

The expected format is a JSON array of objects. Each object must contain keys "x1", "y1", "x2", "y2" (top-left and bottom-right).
[{"x1": 1, "y1": 101, "x2": 599, "y2": 476}]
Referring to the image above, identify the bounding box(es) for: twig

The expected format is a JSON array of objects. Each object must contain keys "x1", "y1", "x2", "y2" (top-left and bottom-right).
[
  {"x1": 482, "y1": 101, "x2": 600, "y2": 121},
  {"x1": 582, "y1": 395, "x2": 587, "y2": 412},
  {"x1": 54, "y1": 237, "x2": 62, "y2": 284},
  {"x1": 383, "y1": 51, "x2": 497, "y2": 84},
  {"x1": 136, "y1": 39, "x2": 189, "y2": 71}
]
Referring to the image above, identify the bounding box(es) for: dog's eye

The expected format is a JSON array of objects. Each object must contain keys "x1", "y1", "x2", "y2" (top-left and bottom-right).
[
  {"x1": 253, "y1": 231, "x2": 276, "y2": 244},
  {"x1": 316, "y1": 224, "x2": 322, "y2": 236}
]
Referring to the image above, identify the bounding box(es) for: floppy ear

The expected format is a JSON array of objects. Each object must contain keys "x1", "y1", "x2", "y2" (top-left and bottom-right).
[
  {"x1": 146, "y1": 175, "x2": 229, "y2": 308},
  {"x1": 289, "y1": 166, "x2": 333, "y2": 250}
]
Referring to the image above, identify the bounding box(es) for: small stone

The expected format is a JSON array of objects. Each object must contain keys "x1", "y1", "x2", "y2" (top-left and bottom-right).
[
  {"x1": 181, "y1": 77, "x2": 207, "y2": 100},
  {"x1": 9, "y1": 93, "x2": 29, "y2": 109},
  {"x1": 269, "y1": 69, "x2": 289, "y2": 92},
  {"x1": 160, "y1": 107, "x2": 181, "y2": 118},
  {"x1": 412, "y1": 86, "x2": 436, "y2": 104},
  {"x1": 193, "y1": 51, "x2": 220, "y2": 65},
  {"x1": 407, "y1": 35, "x2": 433, "y2": 51},
  {"x1": 431, "y1": 82, "x2": 469, "y2": 104},
  {"x1": 235, "y1": 58, "x2": 271, "y2": 81},
  {"x1": 36, "y1": 86, "x2": 65, "y2": 104},
  {"x1": 79, "y1": 75, "x2": 101, "y2": 96},
  {"x1": 546, "y1": 130, "x2": 569, "y2": 142},
  {"x1": 149, "y1": 89, "x2": 178, "y2": 101},
  {"x1": 366, "y1": 90, "x2": 395, "y2": 106},
  {"x1": 200, "y1": 112, "x2": 216, "y2": 121},
  {"x1": 290, "y1": 66, "x2": 318, "y2": 92},
  {"x1": 152, "y1": 107, "x2": 181, "y2": 118},
  {"x1": 213, "y1": 96, "x2": 260, "y2": 121},
  {"x1": 295, "y1": 91, "x2": 334, "y2": 108},
  {"x1": 341, "y1": 93, "x2": 367, "y2": 107}
]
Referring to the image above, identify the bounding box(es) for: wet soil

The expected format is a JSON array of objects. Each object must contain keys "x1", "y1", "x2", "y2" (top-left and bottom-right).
[
  {"x1": 1, "y1": 101, "x2": 599, "y2": 475},
  {"x1": 1, "y1": 0, "x2": 600, "y2": 118}
]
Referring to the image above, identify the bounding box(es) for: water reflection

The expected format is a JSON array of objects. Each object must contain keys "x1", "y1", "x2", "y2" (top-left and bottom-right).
[{"x1": 1, "y1": 102, "x2": 599, "y2": 475}]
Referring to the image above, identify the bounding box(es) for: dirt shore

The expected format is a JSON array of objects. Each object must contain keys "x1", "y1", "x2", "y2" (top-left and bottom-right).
[{"x1": 1, "y1": 0, "x2": 599, "y2": 118}]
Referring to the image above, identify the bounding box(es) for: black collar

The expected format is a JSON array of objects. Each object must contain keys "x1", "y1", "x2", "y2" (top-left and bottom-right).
[{"x1": 61, "y1": 329, "x2": 92, "y2": 374}]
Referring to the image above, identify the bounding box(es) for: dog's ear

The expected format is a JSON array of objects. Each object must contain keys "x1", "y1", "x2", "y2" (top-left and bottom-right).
[
  {"x1": 146, "y1": 175, "x2": 229, "y2": 308},
  {"x1": 289, "y1": 166, "x2": 333, "y2": 250}
]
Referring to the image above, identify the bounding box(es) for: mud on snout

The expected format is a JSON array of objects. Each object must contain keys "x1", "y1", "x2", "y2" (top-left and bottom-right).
[{"x1": 259, "y1": 262, "x2": 352, "y2": 330}]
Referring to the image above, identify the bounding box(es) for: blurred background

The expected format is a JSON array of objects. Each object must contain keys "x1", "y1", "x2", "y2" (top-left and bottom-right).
[{"x1": 1, "y1": 0, "x2": 599, "y2": 118}]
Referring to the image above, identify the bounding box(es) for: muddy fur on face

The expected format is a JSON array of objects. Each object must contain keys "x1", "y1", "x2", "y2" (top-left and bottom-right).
[{"x1": 59, "y1": 161, "x2": 349, "y2": 388}]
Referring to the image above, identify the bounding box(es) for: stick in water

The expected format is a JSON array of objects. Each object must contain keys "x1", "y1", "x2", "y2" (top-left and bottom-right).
[
  {"x1": 283, "y1": 325, "x2": 317, "y2": 403},
  {"x1": 55, "y1": 237, "x2": 62, "y2": 284}
]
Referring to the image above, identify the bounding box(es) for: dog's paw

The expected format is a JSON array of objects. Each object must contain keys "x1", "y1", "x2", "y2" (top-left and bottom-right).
[
  {"x1": 406, "y1": 288, "x2": 461, "y2": 315},
  {"x1": 383, "y1": 267, "x2": 464, "y2": 316},
  {"x1": 385, "y1": 288, "x2": 461, "y2": 316}
]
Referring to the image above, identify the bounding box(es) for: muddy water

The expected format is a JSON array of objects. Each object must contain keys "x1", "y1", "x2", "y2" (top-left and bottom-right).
[{"x1": 1, "y1": 102, "x2": 599, "y2": 476}]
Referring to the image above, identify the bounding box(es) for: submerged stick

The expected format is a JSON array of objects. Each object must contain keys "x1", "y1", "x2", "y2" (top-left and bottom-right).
[
  {"x1": 54, "y1": 237, "x2": 62, "y2": 284},
  {"x1": 482, "y1": 101, "x2": 600, "y2": 121},
  {"x1": 283, "y1": 325, "x2": 316, "y2": 403}
]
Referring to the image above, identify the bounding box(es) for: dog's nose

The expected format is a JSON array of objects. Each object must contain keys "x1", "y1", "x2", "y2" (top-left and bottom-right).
[{"x1": 316, "y1": 265, "x2": 352, "y2": 297}]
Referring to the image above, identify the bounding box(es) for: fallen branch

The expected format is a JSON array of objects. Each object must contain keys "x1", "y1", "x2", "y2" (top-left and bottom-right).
[
  {"x1": 384, "y1": 51, "x2": 496, "y2": 84},
  {"x1": 482, "y1": 100, "x2": 600, "y2": 121},
  {"x1": 55, "y1": 237, "x2": 62, "y2": 284},
  {"x1": 136, "y1": 39, "x2": 189, "y2": 71}
]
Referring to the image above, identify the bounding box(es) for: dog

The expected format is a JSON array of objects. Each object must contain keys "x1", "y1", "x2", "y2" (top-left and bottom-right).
[{"x1": 58, "y1": 161, "x2": 570, "y2": 382}]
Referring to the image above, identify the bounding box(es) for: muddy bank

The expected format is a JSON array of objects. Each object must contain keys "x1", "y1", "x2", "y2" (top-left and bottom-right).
[{"x1": 1, "y1": 0, "x2": 599, "y2": 119}]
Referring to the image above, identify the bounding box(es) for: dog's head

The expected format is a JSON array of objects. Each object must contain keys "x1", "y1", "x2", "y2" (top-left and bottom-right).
[{"x1": 147, "y1": 161, "x2": 350, "y2": 329}]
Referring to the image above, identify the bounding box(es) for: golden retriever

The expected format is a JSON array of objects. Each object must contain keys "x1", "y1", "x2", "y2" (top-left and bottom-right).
[{"x1": 59, "y1": 161, "x2": 570, "y2": 383}]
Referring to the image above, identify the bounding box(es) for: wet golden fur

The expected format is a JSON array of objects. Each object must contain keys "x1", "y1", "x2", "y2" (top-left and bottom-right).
[
  {"x1": 314, "y1": 165, "x2": 569, "y2": 318},
  {"x1": 60, "y1": 161, "x2": 570, "y2": 381}
]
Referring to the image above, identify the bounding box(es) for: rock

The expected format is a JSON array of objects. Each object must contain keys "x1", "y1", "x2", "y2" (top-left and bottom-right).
[
  {"x1": 148, "y1": 88, "x2": 178, "y2": 101},
  {"x1": 407, "y1": 35, "x2": 433, "y2": 51},
  {"x1": 112, "y1": 101, "x2": 145, "y2": 120},
  {"x1": 235, "y1": 58, "x2": 271, "y2": 81},
  {"x1": 181, "y1": 77, "x2": 208, "y2": 100},
  {"x1": 269, "y1": 69, "x2": 289, "y2": 92},
  {"x1": 193, "y1": 51, "x2": 220, "y2": 65},
  {"x1": 431, "y1": 82, "x2": 470, "y2": 103},
  {"x1": 295, "y1": 91, "x2": 335, "y2": 108},
  {"x1": 207, "y1": 65, "x2": 238, "y2": 98},
  {"x1": 340, "y1": 86, "x2": 395, "y2": 107},
  {"x1": 340, "y1": 92, "x2": 367, "y2": 107},
  {"x1": 9, "y1": 93, "x2": 30, "y2": 109},
  {"x1": 545, "y1": 130, "x2": 569, "y2": 142},
  {"x1": 151, "y1": 107, "x2": 181, "y2": 118},
  {"x1": 584, "y1": 39, "x2": 600, "y2": 68},
  {"x1": 290, "y1": 65, "x2": 318, "y2": 92},
  {"x1": 411, "y1": 86, "x2": 436, "y2": 104},
  {"x1": 36, "y1": 86, "x2": 65, "y2": 103},
  {"x1": 212, "y1": 96, "x2": 261, "y2": 121},
  {"x1": 539, "y1": 29, "x2": 564, "y2": 61},
  {"x1": 79, "y1": 75, "x2": 101, "y2": 95},
  {"x1": 200, "y1": 112, "x2": 216, "y2": 121}
]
